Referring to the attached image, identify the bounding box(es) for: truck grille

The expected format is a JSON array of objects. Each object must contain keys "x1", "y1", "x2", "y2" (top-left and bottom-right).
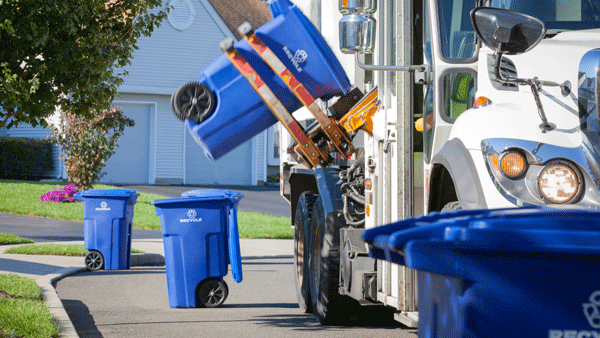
[{"x1": 487, "y1": 54, "x2": 518, "y2": 91}]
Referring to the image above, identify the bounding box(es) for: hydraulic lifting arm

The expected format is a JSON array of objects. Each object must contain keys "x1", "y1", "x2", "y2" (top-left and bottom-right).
[{"x1": 220, "y1": 22, "x2": 378, "y2": 169}]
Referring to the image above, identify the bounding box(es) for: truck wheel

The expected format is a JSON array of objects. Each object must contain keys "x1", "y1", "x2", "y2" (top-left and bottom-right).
[
  {"x1": 197, "y1": 278, "x2": 228, "y2": 308},
  {"x1": 441, "y1": 201, "x2": 463, "y2": 212},
  {"x1": 85, "y1": 250, "x2": 104, "y2": 271},
  {"x1": 294, "y1": 191, "x2": 318, "y2": 313},
  {"x1": 309, "y1": 197, "x2": 356, "y2": 325}
]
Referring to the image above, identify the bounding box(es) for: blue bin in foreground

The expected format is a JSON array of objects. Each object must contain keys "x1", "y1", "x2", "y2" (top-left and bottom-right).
[
  {"x1": 186, "y1": 0, "x2": 352, "y2": 160},
  {"x1": 363, "y1": 207, "x2": 600, "y2": 338},
  {"x1": 74, "y1": 189, "x2": 139, "y2": 271},
  {"x1": 152, "y1": 189, "x2": 244, "y2": 308}
]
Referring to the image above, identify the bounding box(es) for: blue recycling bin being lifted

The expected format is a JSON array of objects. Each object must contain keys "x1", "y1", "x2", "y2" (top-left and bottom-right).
[
  {"x1": 186, "y1": 0, "x2": 352, "y2": 161},
  {"x1": 74, "y1": 189, "x2": 139, "y2": 271},
  {"x1": 363, "y1": 207, "x2": 600, "y2": 338},
  {"x1": 151, "y1": 189, "x2": 244, "y2": 308}
]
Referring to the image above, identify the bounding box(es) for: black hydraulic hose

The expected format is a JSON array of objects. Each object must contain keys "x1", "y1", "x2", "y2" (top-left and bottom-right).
[
  {"x1": 347, "y1": 191, "x2": 365, "y2": 204},
  {"x1": 343, "y1": 195, "x2": 365, "y2": 227}
]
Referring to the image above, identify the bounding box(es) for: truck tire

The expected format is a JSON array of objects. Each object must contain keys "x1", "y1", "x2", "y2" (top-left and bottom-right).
[
  {"x1": 294, "y1": 191, "x2": 318, "y2": 313},
  {"x1": 441, "y1": 201, "x2": 463, "y2": 212},
  {"x1": 309, "y1": 197, "x2": 356, "y2": 325}
]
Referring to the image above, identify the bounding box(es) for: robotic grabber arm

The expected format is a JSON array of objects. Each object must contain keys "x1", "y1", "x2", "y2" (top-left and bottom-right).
[
  {"x1": 225, "y1": 23, "x2": 378, "y2": 169},
  {"x1": 171, "y1": 21, "x2": 378, "y2": 169}
]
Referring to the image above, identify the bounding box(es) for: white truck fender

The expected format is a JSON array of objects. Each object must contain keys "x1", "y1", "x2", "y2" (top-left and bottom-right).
[{"x1": 431, "y1": 138, "x2": 487, "y2": 210}]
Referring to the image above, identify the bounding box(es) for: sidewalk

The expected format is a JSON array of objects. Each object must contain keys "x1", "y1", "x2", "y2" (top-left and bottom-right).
[{"x1": 0, "y1": 237, "x2": 293, "y2": 337}]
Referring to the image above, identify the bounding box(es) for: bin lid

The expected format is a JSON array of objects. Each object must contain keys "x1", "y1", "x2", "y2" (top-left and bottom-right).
[
  {"x1": 151, "y1": 189, "x2": 243, "y2": 206},
  {"x1": 181, "y1": 189, "x2": 243, "y2": 200},
  {"x1": 362, "y1": 207, "x2": 600, "y2": 264},
  {"x1": 182, "y1": 189, "x2": 243, "y2": 205},
  {"x1": 74, "y1": 189, "x2": 139, "y2": 199}
]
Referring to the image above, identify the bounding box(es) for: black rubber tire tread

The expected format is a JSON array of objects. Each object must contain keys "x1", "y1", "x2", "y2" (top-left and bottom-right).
[
  {"x1": 85, "y1": 250, "x2": 104, "y2": 271},
  {"x1": 171, "y1": 82, "x2": 215, "y2": 123},
  {"x1": 197, "y1": 278, "x2": 228, "y2": 308},
  {"x1": 170, "y1": 86, "x2": 181, "y2": 119},
  {"x1": 441, "y1": 201, "x2": 463, "y2": 212},
  {"x1": 294, "y1": 191, "x2": 318, "y2": 313},
  {"x1": 309, "y1": 197, "x2": 357, "y2": 325}
]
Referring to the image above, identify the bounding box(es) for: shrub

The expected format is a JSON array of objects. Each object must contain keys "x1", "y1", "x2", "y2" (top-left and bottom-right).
[
  {"x1": 40, "y1": 183, "x2": 78, "y2": 203},
  {"x1": 48, "y1": 108, "x2": 134, "y2": 191},
  {"x1": 0, "y1": 137, "x2": 54, "y2": 180}
]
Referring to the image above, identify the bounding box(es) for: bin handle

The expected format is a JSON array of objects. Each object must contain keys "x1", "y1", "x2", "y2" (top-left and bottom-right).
[{"x1": 228, "y1": 206, "x2": 243, "y2": 283}]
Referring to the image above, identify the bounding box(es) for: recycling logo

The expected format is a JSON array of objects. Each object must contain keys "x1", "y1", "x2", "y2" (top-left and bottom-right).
[
  {"x1": 583, "y1": 290, "x2": 600, "y2": 329},
  {"x1": 548, "y1": 290, "x2": 600, "y2": 337},
  {"x1": 292, "y1": 49, "x2": 308, "y2": 64},
  {"x1": 95, "y1": 201, "x2": 111, "y2": 211},
  {"x1": 180, "y1": 209, "x2": 202, "y2": 223},
  {"x1": 283, "y1": 46, "x2": 307, "y2": 72}
]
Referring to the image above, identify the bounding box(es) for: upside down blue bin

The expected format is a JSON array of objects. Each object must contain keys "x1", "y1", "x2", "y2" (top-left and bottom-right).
[
  {"x1": 363, "y1": 207, "x2": 600, "y2": 337},
  {"x1": 151, "y1": 189, "x2": 244, "y2": 308},
  {"x1": 186, "y1": 0, "x2": 352, "y2": 160},
  {"x1": 75, "y1": 189, "x2": 139, "y2": 271}
]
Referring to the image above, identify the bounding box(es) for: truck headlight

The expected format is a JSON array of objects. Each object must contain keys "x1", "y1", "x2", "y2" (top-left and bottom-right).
[{"x1": 538, "y1": 161, "x2": 583, "y2": 204}]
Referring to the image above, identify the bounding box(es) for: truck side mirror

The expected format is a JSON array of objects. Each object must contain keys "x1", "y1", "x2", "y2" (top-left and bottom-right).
[
  {"x1": 470, "y1": 7, "x2": 545, "y2": 55},
  {"x1": 339, "y1": 0, "x2": 376, "y2": 54}
]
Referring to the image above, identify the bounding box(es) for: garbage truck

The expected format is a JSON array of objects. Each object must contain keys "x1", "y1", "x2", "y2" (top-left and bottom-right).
[{"x1": 171, "y1": 0, "x2": 600, "y2": 327}]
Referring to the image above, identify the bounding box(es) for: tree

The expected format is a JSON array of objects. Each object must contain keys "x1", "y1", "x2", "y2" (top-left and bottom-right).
[
  {"x1": 48, "y1": 107, "x2": 134, "y2": 191},
  {"x1": 0, "y1": 0, "x2": 167, "y2": 129}
]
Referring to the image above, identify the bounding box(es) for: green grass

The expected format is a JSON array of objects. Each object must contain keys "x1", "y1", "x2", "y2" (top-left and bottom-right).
[
  {"x1": 0, "y1": 180, "x2": 293, "y2": 239},
  {"x1": 3, "y1": 243, "x2": 86, "y2": 256},
  {"x1": 238, "y1": 211, "x2": 293, "y2": 239},
  {"x1": 0, "y1": 233, "x2": 34, "y2": 245},
  {"x1": 4, "y1": 243, "x2": 144, "y2": 256},
  {"x1": 0, "y1": 274, "x2": 60, "y2": 338}
]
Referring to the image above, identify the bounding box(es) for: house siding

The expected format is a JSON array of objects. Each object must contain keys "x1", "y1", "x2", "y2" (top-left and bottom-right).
[{"x1": 119, "y1": 0, "x2": 234, "y2": 95}]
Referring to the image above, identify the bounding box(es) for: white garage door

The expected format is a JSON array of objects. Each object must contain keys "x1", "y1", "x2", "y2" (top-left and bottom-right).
[
  {"x1": 101, "y1": 104, "x2": 151, "y2": 184},
  {"x1": 185, "y1": 131, "x2": 252, "y2": 185}
]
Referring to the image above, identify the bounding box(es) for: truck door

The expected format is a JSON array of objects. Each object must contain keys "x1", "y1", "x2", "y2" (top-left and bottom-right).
[{"x1": 423, "y1": 0, "x2": 480, "y2": 210}]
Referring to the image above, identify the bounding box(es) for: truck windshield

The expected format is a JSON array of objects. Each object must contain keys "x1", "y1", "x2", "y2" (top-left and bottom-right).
[{"x1": 489, "y1": 0, "x2": 600, "y2": 32}]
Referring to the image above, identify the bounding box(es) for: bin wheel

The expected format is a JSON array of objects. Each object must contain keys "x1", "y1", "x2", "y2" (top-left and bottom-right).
[
  {"x1": 197, "y1": 278, "x2": 228, "y2": 308},
  {"x1": 294, "y1": 191, "x2": 318, "y2": 313},
  {"x1": 85, "y1": 251, "x2": 104, "y2": 271},
  {"x1": 171, "y1": 82, "x2": 215, "y2": 123}
]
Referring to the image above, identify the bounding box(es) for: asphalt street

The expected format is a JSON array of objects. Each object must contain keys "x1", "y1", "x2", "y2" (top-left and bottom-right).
[
  {"x1": 56, "y1": 261, "x2": 417, "y2": 338},
  {"x1": 0, "y1": 186, "x2": 418, "y2": 337},
  {"x1": 118, "y1": 184, "x2": 290, "y2": 218},
  {"x1": 0, "y1": 212, "x2": 162, "y2": 242}
]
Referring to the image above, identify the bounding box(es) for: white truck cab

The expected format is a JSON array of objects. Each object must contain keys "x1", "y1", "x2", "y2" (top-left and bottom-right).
[{"x1": 278, "y1": 0, "x2": 600, "y2": 326}]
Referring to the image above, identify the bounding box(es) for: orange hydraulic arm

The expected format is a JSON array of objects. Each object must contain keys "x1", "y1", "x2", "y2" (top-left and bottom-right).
[{"x1": 220, "y1": 22, "x2": 379, "y2": 169}]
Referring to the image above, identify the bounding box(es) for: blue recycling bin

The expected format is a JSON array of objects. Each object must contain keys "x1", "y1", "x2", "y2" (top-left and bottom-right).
[
  {"x1": 363, "y1": 207, "x2": 600, "y2": 337},
  {"x1": 186, "y1": 0, "x2": 352, "y2": 160},
  {"x1": 74, "y1": 189, "x2": 139, "y2": 271},
  {"x1": 151, "y1": 189, "x2": 244, "y2": 308}
]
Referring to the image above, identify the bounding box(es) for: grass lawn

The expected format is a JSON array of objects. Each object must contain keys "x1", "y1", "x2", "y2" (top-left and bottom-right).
[
  {"x1": 3, "y1": 243, "x2": 144, "y2": 256},
  {"x1": 0, "y1": 180, "x2": 292, "y2": 239},
  {"x1": 0, "y1": 233, "x2": 33, "y2": 245},
  {"x1": 0, "y1": 274, "x2": 60, "y2": 338}
]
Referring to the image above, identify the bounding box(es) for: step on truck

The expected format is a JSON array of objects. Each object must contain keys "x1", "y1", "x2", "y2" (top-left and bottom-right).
[{"x1": 171, "y1": 0, "x2": 600, "y2": 327}]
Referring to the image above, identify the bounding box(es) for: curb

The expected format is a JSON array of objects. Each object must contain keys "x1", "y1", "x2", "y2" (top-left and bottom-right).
[
  {"x1": 39, "y1": 253, "x2": 165, "y2": 338},
  {"x1": 38, "y1": 253, "x2": 289, "y2": 337},
  {"x1": 38, "y1": 267, "x2": 85, "y2": 338}
]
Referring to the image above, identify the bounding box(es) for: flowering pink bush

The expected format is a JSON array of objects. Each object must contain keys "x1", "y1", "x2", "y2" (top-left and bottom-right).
[{"x1": 40, "y1": 184, "x2": 78, "y2": 203}]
